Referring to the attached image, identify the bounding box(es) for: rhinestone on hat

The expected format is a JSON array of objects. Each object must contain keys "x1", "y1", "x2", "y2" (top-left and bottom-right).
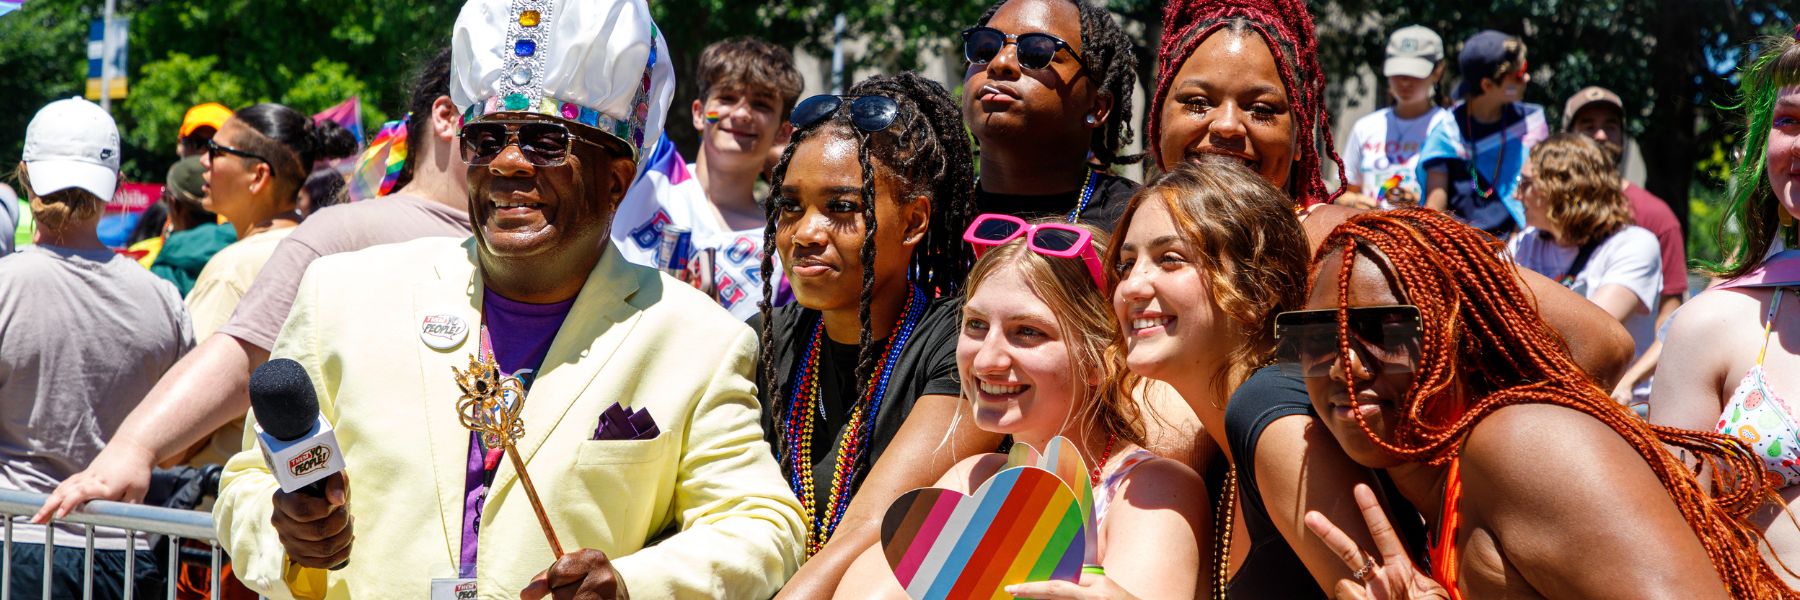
[{"x1": 497, "y1": 0, "x2": 555, "y2": 109}]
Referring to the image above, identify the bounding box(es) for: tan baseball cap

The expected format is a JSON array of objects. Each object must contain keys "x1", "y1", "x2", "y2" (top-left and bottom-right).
[{"x1": 1562, "y1": 86, "x2": 1624, "y2": 131}]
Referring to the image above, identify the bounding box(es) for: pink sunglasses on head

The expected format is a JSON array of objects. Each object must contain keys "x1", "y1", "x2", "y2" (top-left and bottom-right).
[{"x1": 962, "y1": 213, "x2": 1106, "y2": 288}]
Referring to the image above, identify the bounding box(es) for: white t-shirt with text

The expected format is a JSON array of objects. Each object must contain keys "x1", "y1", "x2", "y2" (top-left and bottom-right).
[{"x1": 1340, "y1": 106, "x2": 1453, "y2": 208}]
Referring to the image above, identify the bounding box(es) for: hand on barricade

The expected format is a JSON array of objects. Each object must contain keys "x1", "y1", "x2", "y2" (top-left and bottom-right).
[
  {"x1": 521, "y1": 548, "x2": 629, "y2": 600},
  {"x1": 271, "y1": 472, "x2": 353, "y2": 570},
  {"x1": 35, "y1": 442, "x2": 155, "y2": 523}
]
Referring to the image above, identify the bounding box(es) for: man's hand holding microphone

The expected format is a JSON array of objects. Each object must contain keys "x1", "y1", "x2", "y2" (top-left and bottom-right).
[{"x1": 250, "y1": 359, "x2": 352, "y2": 571}]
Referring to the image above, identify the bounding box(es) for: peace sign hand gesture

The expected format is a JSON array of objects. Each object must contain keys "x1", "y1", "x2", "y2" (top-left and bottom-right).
[{"x1": 1303, "y1": 483, "x2": 1450, "y2": 600}]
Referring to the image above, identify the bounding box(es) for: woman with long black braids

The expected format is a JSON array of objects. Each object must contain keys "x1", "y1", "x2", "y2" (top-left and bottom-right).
[
  {"x1": 962, "y1": 0, "x2": 1140, "y2": 228},
  {"x1": 756, "y1": 72, "x2": 984, "y2": 596}
]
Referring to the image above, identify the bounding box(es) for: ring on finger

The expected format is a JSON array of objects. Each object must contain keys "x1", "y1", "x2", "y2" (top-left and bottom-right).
[{"x1": 1353, "y1": 554, "x2": 1376, "y2": 581}]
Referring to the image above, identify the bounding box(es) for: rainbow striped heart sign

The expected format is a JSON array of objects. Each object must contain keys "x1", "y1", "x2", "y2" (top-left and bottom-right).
[
  {"x1": 880, "y1": 466, "x2": 1086, "y2": 600},
  {"x1": 1005, "y1": 436, "x2": 1096, "y2": 562}
]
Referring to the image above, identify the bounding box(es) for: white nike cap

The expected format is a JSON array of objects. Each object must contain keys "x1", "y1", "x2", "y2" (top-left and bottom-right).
[{"x1": 23, "y1": 97, "x2": 121, "y2": 200}]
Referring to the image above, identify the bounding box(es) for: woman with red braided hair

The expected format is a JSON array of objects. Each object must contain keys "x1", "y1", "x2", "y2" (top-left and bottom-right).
[
  {"x1": 1295, "y1": 208, "x2": 1795, "y2": 599},
  {"x1": 1135, "y1": 0, "x2": 1638, "y2": 597}
]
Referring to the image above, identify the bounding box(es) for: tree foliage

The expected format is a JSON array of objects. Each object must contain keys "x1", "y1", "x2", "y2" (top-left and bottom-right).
[
  {"x1": 0, "y1": 0, "x2": 456, "y2": 183},
  {"x1": 1309, "y1": 0, "x2": 1793, "y2": 230}
]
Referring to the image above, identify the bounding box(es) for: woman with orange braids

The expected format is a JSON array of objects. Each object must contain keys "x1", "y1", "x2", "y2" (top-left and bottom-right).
[
  {"x1": 1652, "y1": 30, "x2": 1800, "y2": 585},
  {"x1": 1136, "y1": 0, "x2": 1637, "y2": 597},
  {"x1": 1296, "y1": 208, "x2": 1792, "y2": 599}
]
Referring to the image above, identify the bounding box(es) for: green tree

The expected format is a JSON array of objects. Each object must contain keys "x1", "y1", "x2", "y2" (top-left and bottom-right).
[
  {"x1": 0, "y1": 0, "x2": 457, "y2": 183},
  {"x1": 0, "y1": 0, "x2": 95, "y2": 175},
  {"x1": 1310, "y1": 0, "x2": 1793, "y2": 237}
]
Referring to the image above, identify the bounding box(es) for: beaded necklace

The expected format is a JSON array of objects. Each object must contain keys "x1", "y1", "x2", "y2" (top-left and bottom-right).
[
  {"x1": 1459, "y1": 105, "x2": 1509, "y2": 201},
  {"x1": 781, "y1": 284, "x2": 928, "y2": 557},
  {"x1": 1210, "y1": 467, "x2": 1237, "y2": 599},
  {"x1": 1067, "y1": 169, "x2": 1101, "y2": 223}
]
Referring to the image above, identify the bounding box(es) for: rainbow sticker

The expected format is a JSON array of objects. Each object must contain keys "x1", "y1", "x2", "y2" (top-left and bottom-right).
[
  {"x1": 1376, "y1": 173, "x2": 1404, "y2": 202},
  {"x1": 1006, "y1": 437, "x2": 1097, "y2": 564},
  {"x1": 880, "y1": 466, "x2": 1086, "y2": 600},
  {"x1": 703, "y1": 110, "x2": 722, "y2": 124}
]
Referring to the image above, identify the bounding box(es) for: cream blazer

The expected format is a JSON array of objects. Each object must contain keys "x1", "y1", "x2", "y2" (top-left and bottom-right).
[{"x1": 215, "y1": 237, "x2": 804, "y2": 599}]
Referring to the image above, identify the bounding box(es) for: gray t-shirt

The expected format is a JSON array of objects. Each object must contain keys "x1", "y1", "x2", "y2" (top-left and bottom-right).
[
  {"x1": 216, "y1": 194, "x2": 470, "y2": 350},
  {"x1": 0, "y1": 245, "x2": 193, "y2": 548}
]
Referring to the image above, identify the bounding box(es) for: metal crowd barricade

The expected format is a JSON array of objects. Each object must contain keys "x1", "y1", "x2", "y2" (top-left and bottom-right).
[{"x1": 0, "y1": 489, "x2": 226, "y2": 600}]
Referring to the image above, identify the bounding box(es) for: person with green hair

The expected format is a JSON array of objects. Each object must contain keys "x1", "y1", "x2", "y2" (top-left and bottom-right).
[{"x1": 1650, "y1": 27, "x2": 1800, "y2": 588}]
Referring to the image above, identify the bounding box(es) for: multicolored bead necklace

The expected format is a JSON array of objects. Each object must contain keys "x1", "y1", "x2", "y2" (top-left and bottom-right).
[
  {"x1": 780, "y1": 284, "x2": 927, "y2": 557},
  {"x1": 1066, "y1": 169, "x2": 1101, "y2": 223}
]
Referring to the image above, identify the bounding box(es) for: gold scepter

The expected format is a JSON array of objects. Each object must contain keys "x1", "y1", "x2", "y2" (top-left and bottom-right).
[{"x1": 454, "y1": 354, "x2": 565, "y2": 558}]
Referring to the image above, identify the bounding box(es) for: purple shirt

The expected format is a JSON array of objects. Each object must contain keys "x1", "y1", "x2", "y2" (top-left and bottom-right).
[{"x1": 459, "y1": 288, "x2": 576, "y2": 577}]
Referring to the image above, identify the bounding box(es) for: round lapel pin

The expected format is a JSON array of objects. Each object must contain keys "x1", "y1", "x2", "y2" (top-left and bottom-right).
[{"x1": 420, "y1": 312, "x2": 470, "y2": 351}]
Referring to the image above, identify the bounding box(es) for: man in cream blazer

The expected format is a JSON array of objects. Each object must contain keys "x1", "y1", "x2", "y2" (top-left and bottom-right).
[
  {"x1": 213, "y1": 0, "x2": 804, "y2": 597},
  {"x1": 216, "y1": 236, "x2": 803, "y2": 598}
]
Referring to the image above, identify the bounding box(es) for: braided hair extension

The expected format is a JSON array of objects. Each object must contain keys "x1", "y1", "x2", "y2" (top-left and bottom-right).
[
  {"x1": 1318, "y1": 208, "x2": 1795, "y2": 599},
  {"x1": 757, "y1": 72, "x2": 977, "y2": 425},
  {"x1": 1147, "y1": 0, "x2": 1344, "y2": 206},
  {"x1": 974, "y1": 0, "x2": 1141, "y2": 167},
  {"x1": 1702, "y1": 34, "x2": 1800, "y2": 280}
]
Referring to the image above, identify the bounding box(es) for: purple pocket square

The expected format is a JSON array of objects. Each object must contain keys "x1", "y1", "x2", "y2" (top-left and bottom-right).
[{"x1": 594, "y1": 403, "x2": 660, "y2": 441}]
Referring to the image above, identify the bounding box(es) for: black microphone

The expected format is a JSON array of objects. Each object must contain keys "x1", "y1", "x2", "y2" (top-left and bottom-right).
[{"x1": 249, "y1": 358, "x2": 349, "y2": 569}]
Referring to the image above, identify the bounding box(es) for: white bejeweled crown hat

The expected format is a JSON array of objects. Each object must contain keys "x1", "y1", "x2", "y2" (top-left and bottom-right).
[{"x1": 451, "y1": 0, "x2": 674, "y2": 165}]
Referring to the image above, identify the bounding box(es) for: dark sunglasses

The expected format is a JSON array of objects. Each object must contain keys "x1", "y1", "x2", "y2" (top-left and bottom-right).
[
  {"x1": 962, "y1": 213, "x2": 1104, "y2": 288},
  {"x1": 961, "y1": 26, "x2": 1090, "y2": 73},
  {"x1": 459, "y1": 120, "x2": 607, "y2": 167},
  {"x1": 789, "y1": 95, "x2": 901, "y2": 133},
  {"x1": 206, "y1": 139, "x2": 270, "y2": 167},
  {"x1": 1273, "y1": 305, "x2": 1422, "y2": 378}
]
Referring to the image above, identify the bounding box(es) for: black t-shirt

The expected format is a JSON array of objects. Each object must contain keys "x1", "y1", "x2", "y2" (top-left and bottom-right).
[
  {"x1": 757, "y1": 296, "x2": 964, "y2": 517},
  {"x1": 1222, "y1": 365, "x2": 1426, "y2": 598},
  {"x1": 974, "y1": 172, "x2": 1138, "y2": 232}
]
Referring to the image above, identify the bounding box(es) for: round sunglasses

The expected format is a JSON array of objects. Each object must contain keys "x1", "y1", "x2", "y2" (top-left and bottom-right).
[
  {"x1": 789, "y1": 95, "x2": 901, "y2": 133},
  {"x1": 459, "y1": 120, "x2": 610, "y2": 167},
  {"x1": 961, "y1": 26, "x2": 1090, "y2": 73}
]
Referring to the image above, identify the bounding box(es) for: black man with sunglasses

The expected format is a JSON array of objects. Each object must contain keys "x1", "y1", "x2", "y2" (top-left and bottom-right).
[
  {"x1": 963, "y1": 0, "x2": 1142, "y2": 229},
  {"x1": 210, "y1": 1, "x2": 805, "y2": 598}
]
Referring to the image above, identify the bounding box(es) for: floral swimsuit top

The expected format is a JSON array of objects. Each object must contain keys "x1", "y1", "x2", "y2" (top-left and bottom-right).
[{"x1": 1716, "y1": 288, "x2": 1800, "y2": 489}]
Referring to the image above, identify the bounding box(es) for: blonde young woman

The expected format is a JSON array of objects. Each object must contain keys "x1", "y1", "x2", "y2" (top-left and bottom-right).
[{"x1": 833, "y1": 217, "x2": 1207, "y2": 599}]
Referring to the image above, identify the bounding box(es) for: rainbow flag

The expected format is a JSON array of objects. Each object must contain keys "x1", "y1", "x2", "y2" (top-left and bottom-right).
[
  {"x1": 347, "y1": 117, "x2": 407, "y2": 201},
  {"x1": 312, "y1": 96, "x2": 363, "y2": 145}
]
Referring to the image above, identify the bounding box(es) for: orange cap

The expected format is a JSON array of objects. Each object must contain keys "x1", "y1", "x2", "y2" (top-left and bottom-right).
[{"x1": 179, "y1": 102, "x2": 233, "y2": 138}]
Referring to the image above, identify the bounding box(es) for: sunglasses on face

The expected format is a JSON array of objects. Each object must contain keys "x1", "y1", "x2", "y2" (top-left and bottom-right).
[
  {"x1": 962, "y1": 213, "x2": 1105, "y2": 289},
  {"x1": 961, "y1": 26, "x2": 1090, "y2": 73},
  {"x1": 789, "y1": 95, "x2": 901, "y2": 133},
  {"x1": 1273, "y1": 305, "x2": 1422, "y2": 378},
  {"x1": 459, "y1": 120, "x2": 607, "y2": 167},
  {"x1": 206, "y1": 139, "x2": 270, "y2": 168}
]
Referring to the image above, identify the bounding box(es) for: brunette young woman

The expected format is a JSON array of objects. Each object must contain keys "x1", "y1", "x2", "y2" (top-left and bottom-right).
[
  {"x1": 1652, "y1": 31, "x2": 1800, "y2": 586},
  {"x1": 1299, "y1": 208, "x2": 1794, "y2": 599},
  {"x1": 1140, "y1": 0, "x2": 1635, "y2": 595},
  {"x1": 962, "y1": 0, "x2": 1140, "y2": 228},
  {"x1": 833, "y1": 219, "x2": 1208, "y2": 599},
  {"x1": 757, "y1": 72, "x2": 986, "y2": 596},
  {"x1": 189, "y1": 104, "x2": 357, "y2": 339}
]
